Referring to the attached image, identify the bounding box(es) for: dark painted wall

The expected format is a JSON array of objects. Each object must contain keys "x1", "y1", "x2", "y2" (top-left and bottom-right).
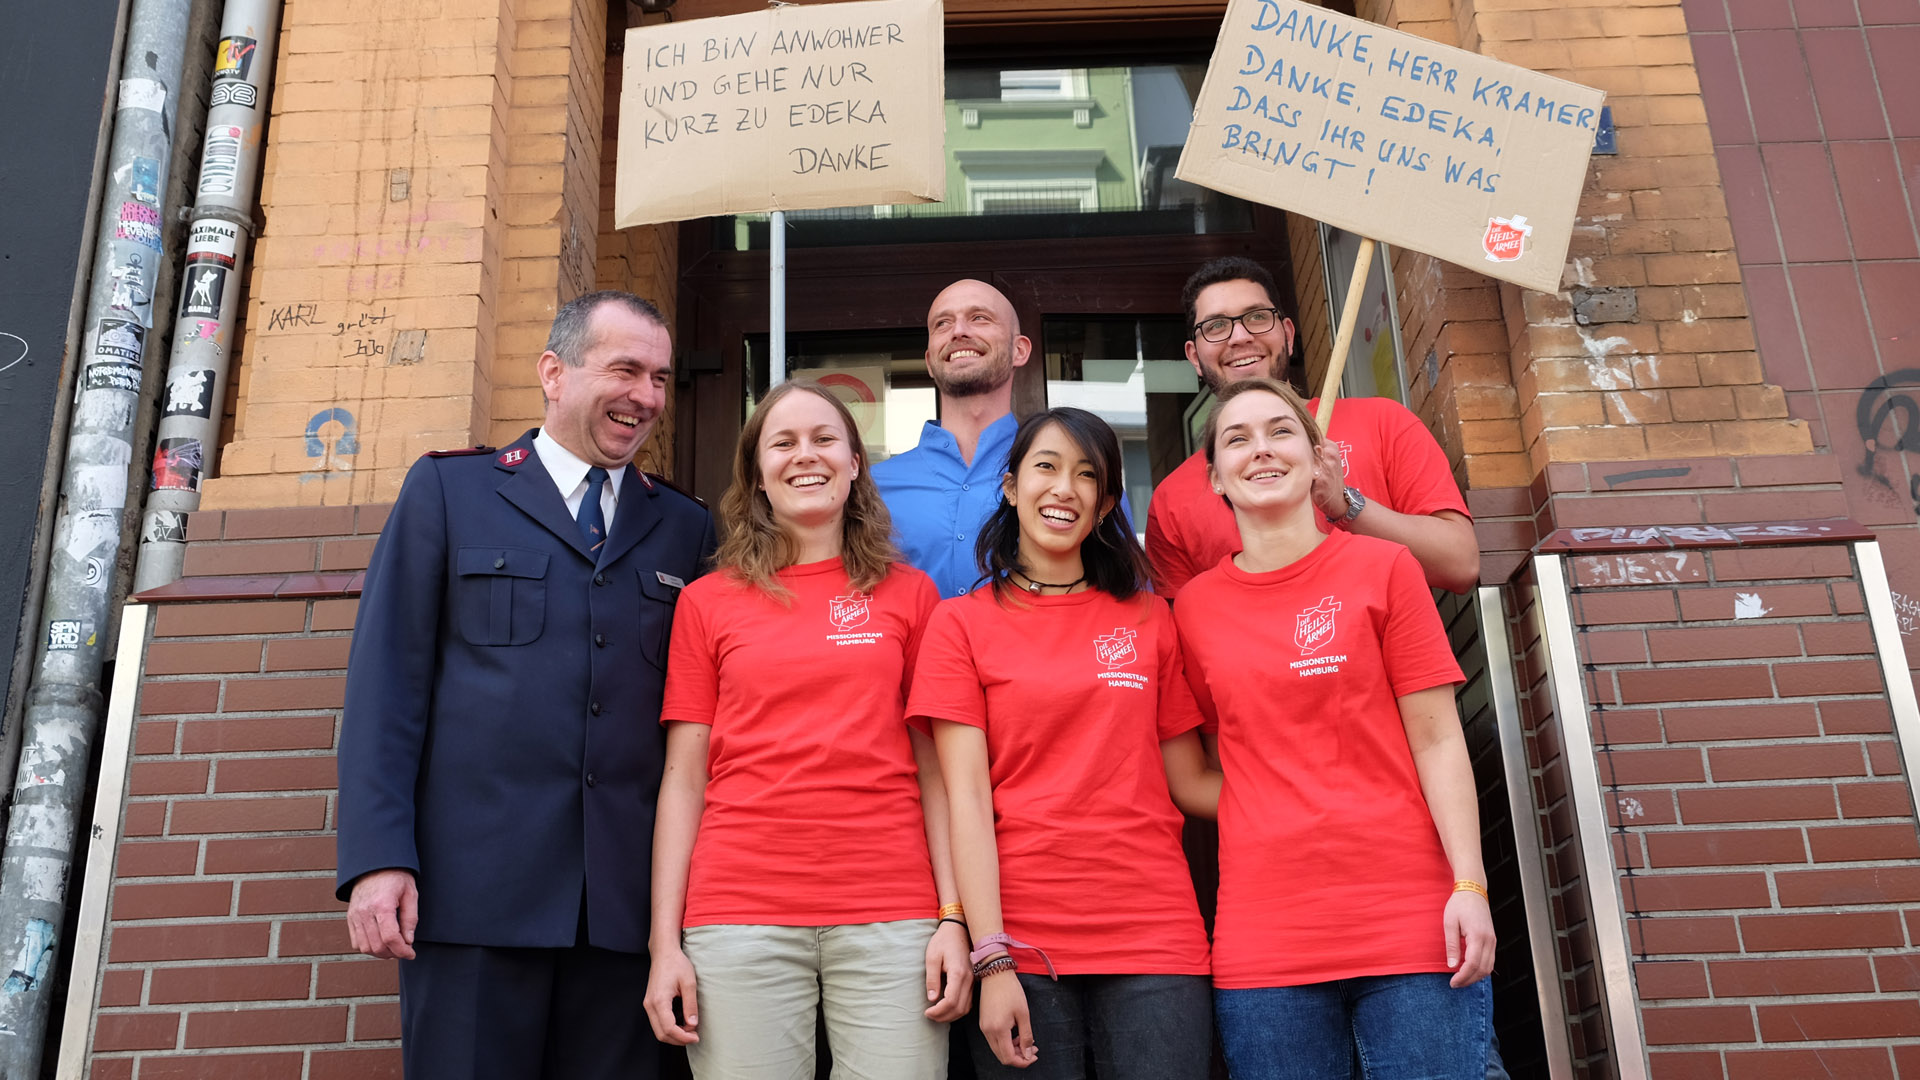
[{"x1": 0, "y1": 5, "x2": 126, "y2": 735}]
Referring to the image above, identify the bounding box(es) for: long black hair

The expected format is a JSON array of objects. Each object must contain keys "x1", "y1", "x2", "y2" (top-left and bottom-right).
[{"x1": 974, "y1": 407, "x2": 1151, "y2": 602}]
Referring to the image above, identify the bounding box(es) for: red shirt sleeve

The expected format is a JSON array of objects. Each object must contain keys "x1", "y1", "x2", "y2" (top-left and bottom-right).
[
  {"x1": 905, "y1": 599, "x2": 989, "y2": 729},
  {"x1": 1376, "y1": 399, "x2": 1469, "y2": 519},
  {"x1": 661, "y1": 582, "x2": 719, "y2": 726},
  {"x1": 897, "y1": 569, "x2": 942, "y2": 734},
  {"x1": 1173, "y1": 601, "x2": 1220, "y2": 732},
  {"x1": 1146, "y1": 494, "x2": 1200, "y2": 599},
  {"x1": 1153, "y1": 600, "x2": 1206, "y2": 741},
  {"x1": 1380, "y1": 547, "x2": 1466, "y2": 698}
]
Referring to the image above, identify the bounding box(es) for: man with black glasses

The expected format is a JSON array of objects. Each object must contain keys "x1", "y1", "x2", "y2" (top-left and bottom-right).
[{"x1": 1145, "y1": 255, "x2": 1480, "y2": 598}]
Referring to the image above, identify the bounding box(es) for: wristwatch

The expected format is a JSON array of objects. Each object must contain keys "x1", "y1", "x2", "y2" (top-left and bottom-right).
[{"x1": 1330, "y1": 485, "x2": 1366, "y2": 524}]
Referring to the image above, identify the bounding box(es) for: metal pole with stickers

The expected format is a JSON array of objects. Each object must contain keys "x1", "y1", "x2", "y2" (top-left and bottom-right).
[
  {"x1": 134, "y1": 3, "x2": 279, "y2": 591},
  {"x1": 0, "y1": 1, "x2": 193, "y2": 1072}
]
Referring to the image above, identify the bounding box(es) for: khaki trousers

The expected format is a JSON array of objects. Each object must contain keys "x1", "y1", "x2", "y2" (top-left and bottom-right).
[{"x1": 682, "y1": 919, "x2": 948, "y2": 1080}]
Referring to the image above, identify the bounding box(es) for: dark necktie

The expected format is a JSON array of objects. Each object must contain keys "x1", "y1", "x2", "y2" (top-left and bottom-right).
[{"x1": 578, "y1": 466, "x2": 609, "y2": 552}]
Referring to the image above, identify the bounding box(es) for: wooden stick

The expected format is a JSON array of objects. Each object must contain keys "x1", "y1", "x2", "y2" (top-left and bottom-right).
[{"x1": 1315, "y1": 235, "x2": 1377, "y2": 431}]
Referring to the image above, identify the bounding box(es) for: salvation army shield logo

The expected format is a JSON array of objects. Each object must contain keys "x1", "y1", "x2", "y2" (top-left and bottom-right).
[
  {"x1": 829, "y1": 593, "x2": 871, "y2": 631},
  {"x1": 1483, "y1": 215, "x2": 1532, "y2": 263},
  {"x1": 1094, "y1": 627, "x2": 1138, "y2": 670},
  {"x1": 1294, "y1": 596, "x2": 1341, "y2": 655}
]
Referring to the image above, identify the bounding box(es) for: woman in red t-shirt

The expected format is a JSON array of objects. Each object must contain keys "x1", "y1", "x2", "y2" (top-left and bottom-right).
[
  {"x1": 910, "y1": 407, "x2": 1217, "y2": 1080},
  {"x1": 1171, "y1": 377, "x2": 1495, "y2": 1080},
  {"x1": 642, "y1": 380, "x2": 971, "y2": 1079}
]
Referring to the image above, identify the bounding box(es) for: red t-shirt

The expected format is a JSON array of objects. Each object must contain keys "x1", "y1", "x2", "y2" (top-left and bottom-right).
[
  {"x1": 908, "y1": 588, "x2": 1211, "y2": 976},
  {"x1": 1173, "y1": 531, "x2": 1466, "y2": 988},
  {"x1": 1146, "y1": 395, "x2": 1469, "y2": 598},
  {"x1": 662, "y1": 558, "x2": 940, "y2": 927}
]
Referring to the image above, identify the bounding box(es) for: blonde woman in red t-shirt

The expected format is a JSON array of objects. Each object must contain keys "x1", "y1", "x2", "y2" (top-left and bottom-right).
[
  {"x1": 910, "y1": 407, "x2": 1217, "y2": 1080},
  {"x1": 643, "y1": 380, "x2": 972, "y2": 1079},
  {"x1": 1171, "y1": 377, "x2": 1495, "y2": 1080}
]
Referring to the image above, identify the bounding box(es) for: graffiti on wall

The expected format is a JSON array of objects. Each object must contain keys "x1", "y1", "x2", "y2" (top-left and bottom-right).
[{"x1": 1857, "y1": 369, "x2": 1920, "y2": 518}]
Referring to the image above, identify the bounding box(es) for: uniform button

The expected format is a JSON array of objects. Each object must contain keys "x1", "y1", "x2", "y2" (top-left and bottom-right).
[
  {"x1": 586, "y1": 772, "x2": 598, "y2": 788},
  {"x1": 956, "y1": 533, "x2": 964, "y2": 540},
  {"x1": 494, "y1": 556, "x2": 505, "y2": 569},
  {"x1": 590, "y1": 701, "x2": 602, "y2": 716},
  {"x1": 955, "y1": 587, "x2": 965, "y2": 595},
  {"x1": 962, "y1": 484, "x2": 970, "y2": 491},
  {"x1": 595, "y1": 633, "x2": 606, "y2": 647},
  {"x1": 594, "y1": 573, "x2": 606, "y2": 586}
]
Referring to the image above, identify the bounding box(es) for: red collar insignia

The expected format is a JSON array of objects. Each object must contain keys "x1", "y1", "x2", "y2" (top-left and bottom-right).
[{"x1": 498, "y1": 448, "x2": 528, "y2": 466}]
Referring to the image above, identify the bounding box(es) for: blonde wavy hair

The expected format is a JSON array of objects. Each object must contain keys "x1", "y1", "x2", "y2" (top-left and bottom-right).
[{"x1": 715, "y1": 379, "x2": 902, "y2": 602}]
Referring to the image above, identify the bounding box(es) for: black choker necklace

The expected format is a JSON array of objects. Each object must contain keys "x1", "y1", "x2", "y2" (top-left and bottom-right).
[{"x1": 1017, "y1": 572, "x2": 1084, "y2": 593}]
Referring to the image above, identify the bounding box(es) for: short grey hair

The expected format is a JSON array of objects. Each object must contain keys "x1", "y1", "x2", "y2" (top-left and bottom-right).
[{"x1": 545, "y1": 290, "x2": 668, "y2": 367}]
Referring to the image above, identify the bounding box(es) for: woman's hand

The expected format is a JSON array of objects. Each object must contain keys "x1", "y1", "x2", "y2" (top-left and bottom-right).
[
  {"x1": 643, "y1": 945, "x2": 700, "y2": 1045},
  {"x1": 925, "y1": 919, "x2": 974, "y2": 1020},
  {"x1": 978, "y1": 967, "x2": 1039, "y2": 1067},
  {"x1": 1444, "y1": 889, "x2": 1496, "y2": 988}
]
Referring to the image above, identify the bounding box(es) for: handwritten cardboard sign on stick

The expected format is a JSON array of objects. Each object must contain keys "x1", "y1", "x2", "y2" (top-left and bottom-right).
[
  {"x1": 1177, "y1": 0, "x2": 1603, "y2": 421},
  {"x1": 615, "y1": 0, "x2": 946, "y2": 228}
]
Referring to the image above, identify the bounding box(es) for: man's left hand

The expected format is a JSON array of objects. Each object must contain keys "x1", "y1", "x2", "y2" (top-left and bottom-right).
[{"x1": 1311, "y1": 440, "x2": 1349, "y2": 521}]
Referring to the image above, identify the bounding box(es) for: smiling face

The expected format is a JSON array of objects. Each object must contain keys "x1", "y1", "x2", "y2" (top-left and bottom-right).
[
  {"x1": 538, "y1": 302, "x2": 672, "y2": 468},
  {"x1": 756, "y1": 388, "x2": 861, "y2": 535},
  {"x1": 925, "y1": 279, "x2": 1031, "y2": 399},
  {"x1": 1207, "y1": 388, "x2": 1320, "y2": 515},
  {"x1": 1185, "y1": 279, "x2": 1297, "y2": 395},
  {"x1": 1002, "y1": 420, "x2": 1114, "y2": 570}
]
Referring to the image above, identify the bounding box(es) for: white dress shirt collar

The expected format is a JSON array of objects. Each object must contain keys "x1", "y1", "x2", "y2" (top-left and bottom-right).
[{"x1": 534, "y1": 429, "x2": 624, "y2": 511}]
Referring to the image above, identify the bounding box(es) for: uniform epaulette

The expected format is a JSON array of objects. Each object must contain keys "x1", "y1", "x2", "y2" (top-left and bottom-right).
[
  {"x1": 425, "y1": 445, "x2": 496, "y2": 458},
  {"x1": 644, "y1": 471, "x2": 706, "y2": 508}
]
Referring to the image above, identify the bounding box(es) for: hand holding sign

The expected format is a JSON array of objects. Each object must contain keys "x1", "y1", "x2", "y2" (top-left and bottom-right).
[{"x1": 1178, "y1": 0, "x2": 1603, "y2": 421}]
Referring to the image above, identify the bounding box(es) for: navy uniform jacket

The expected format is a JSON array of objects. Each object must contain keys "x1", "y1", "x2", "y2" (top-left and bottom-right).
[{"x1": 335, "y1": 429, "x2": 717, "y2": 954}]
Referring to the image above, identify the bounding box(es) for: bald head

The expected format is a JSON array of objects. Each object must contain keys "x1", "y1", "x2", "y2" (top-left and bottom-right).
[{"x1": 925, "y1": 279, "x2": 1031, "y2": 400}]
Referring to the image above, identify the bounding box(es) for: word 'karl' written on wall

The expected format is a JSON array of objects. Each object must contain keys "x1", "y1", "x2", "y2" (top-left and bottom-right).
[
  {"x1": 614, "y1": 0, "x2": 945, "y2": 228},
  {"x1": 1180, "y1": 0, "x2": 1604, "y2": 292}
]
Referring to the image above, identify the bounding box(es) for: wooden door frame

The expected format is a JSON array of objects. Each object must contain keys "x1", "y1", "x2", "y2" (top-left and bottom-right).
[{"x1": 672, "y1": 206, "x2": 1297, "y2": 506}]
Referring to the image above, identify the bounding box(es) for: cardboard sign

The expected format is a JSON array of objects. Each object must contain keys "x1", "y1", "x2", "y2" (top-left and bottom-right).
[
  {"x1": 1179, "y1": 0, "x2": 1604, "y2": 292},
  {"x1": 616, "y1": 0, "x2": 946, "y2": 228}
]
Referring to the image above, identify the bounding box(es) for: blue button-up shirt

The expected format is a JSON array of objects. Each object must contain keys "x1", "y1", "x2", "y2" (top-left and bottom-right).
[
  {"x1": 872, "y1": 412, "x2": 1132, "y2": 598},
  {"x1": 872, "y1": 413, "x2": 1020, "y2": 598}
]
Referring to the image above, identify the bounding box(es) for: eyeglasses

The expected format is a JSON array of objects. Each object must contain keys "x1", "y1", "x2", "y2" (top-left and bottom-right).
[{"x1": 1193, "y1": 307, "x2": 1280, "y2": 343}]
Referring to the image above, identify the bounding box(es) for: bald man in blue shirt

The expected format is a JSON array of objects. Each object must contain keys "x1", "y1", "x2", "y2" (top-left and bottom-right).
[{"x1": 872, "y1": 279, "x2": 1033, "y2": 599}]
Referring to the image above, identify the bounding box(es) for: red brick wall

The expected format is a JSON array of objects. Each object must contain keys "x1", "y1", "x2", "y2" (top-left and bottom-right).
[
  {"x1": 1682, "y1": 0, "x2": 1920, "y2": 684},
  {"x1": 1511, "y1": 515, "x2": 1920, "y2": 1078},
  {"x1": 84, "y1": 507, "x2": 394, "y2": 1080}
]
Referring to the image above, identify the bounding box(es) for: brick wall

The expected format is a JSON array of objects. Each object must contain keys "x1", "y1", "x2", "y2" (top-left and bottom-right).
[
  {"x1": 1550, "y1": 525, "x2": 1920, "y2": 1078},
  {"x1": 1680, "y1": 0, "x2": 1920, "y2": 678},
  {"x1": 82, "y1": 507, "x2": 391, "y2": 1080}
]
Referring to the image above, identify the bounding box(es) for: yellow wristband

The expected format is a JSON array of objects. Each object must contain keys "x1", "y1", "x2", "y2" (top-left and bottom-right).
[
  {"x1": 938, "y1": 902, "x2": 966, "y2": 920},
  {"x1": 1453, "y1": 880, "x2": 1488, "y2": 899}
]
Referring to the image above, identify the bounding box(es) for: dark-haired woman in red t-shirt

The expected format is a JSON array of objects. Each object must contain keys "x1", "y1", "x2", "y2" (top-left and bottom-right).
[
  {"x1": 643, "y1": 380, "x2": 971, "y2": 1079},
  {"x1": 1172, "y1": 377, "x2": 1495, "y2": 1080},
  {"x1": 910, "y1": 406, "x2": 1217, "y2": 1080}
]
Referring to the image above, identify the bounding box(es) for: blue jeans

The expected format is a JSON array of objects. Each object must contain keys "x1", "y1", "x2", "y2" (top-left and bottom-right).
[
  {"x1": 968, "y1": 973, "x2": 1211, "y2": 1080},
  {"x1": 1215, "y1": 973, "x2": 1492, "y2": 1080}
]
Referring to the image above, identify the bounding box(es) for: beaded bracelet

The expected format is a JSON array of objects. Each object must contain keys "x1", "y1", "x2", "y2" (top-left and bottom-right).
[
  {"x1": 973, "y1": 955, "x2": 1017, "y2": 980},
  {"x1": 1453, "y1": 880, "x2": 1489, "y2": 899}
]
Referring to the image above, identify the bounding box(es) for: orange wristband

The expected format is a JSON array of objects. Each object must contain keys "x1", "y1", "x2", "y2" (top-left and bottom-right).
[{"x1": 1453, "y1": 880, "x2": 1488, "y2": 899}]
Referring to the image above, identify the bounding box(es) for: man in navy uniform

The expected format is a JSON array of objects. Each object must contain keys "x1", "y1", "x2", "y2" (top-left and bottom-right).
[{"x1": 336, "y1": 290, "x2": 715, "y2": 1079}]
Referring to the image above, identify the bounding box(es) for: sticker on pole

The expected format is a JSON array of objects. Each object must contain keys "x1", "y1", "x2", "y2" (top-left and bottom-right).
[
  {"x1": 199, "y1": 126, "x2": 244, "y2": 198},
  {"x1": 1483, "y1": 215, "x2": 1532, "y2": 263}
]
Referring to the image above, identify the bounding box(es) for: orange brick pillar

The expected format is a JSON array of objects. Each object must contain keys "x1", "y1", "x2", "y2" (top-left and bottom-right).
[{"x1": 207, "y1": 0, "x2": 611, "y2": 508}]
